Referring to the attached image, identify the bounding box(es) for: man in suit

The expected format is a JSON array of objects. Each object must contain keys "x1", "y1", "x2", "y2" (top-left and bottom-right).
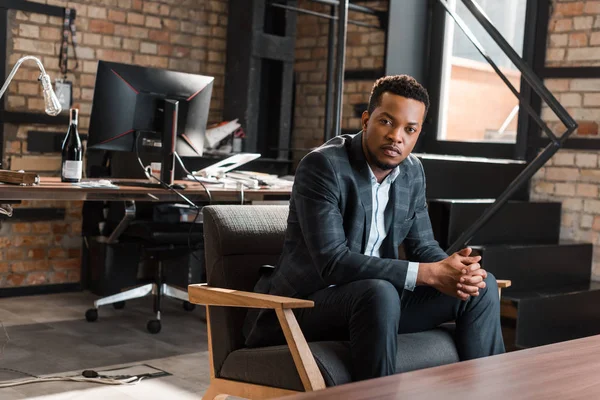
[{"x1": 244, "y1": 75, "x2": 505, "y2": 381}]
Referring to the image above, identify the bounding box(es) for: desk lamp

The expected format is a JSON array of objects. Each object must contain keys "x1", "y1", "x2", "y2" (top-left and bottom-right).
[
  {"x1": 0, "y1": 56, "x2": 62, "y2": 216},
  {"x1": 0, "y1": 55, "x2": 61, "y2": 184}
]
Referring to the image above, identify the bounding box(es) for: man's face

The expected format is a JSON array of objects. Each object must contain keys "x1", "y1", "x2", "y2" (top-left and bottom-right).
[{"x1": 361, "y1": 92, "x2": 426, "y2": 173}]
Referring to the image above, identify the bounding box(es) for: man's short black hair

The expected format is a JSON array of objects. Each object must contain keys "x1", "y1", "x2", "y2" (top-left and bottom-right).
[{"x1": 367, "y1": 75, "x2": 430, "y2": 116}]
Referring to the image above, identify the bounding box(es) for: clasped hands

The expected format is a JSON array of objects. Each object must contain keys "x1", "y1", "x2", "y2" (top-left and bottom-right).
[{"x1": 417, "y1": 247, "x2": 487, "y2": 301}]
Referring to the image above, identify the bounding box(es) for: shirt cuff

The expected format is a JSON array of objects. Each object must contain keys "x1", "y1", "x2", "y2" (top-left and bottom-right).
[{"x1": 404, "y1": 262, "x2": 419, "y2": 291}]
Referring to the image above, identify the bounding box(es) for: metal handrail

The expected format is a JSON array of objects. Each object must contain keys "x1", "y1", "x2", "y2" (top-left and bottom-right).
[{"x1": 442, "y1": 0, "x2": 577, "y2": 253}]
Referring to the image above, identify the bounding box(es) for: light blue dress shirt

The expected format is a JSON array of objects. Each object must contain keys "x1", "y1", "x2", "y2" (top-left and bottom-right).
[{"x1": 365, "y1": 165, "x2": 419, "y2": 291}]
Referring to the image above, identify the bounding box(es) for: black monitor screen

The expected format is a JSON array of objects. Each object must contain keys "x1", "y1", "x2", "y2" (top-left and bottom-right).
[{"x1": 87, "y1": 61, "x2": 214, "y2": 157}]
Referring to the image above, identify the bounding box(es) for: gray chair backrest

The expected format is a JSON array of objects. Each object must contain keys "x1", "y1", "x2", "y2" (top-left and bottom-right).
[{"x1": 202, "y1": 205, "x2": 288, "y2": 375}]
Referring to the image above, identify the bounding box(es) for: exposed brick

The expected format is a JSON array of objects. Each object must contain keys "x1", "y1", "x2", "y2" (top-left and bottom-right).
[
  {"x1": 108, "y1": 9, "x2": 126, "y2": 23},
  {"x1": 83, "y1": 32, "x2": 102, "y2": 46},
  {"x1": 7, "y1": 249, "x2": 23, "y2": 260},
  {"x1": 11, "y1": 260, "x2": 49, "y2": 273},
  {"x1": 149, "y1": 30, "x2": 170, "y2": 42},
  {"x1": 561, "y1": 93, "x2": 582, "y2": 107},
  {"x1": 572, "y1": 79, "x2": 600, "y2": 92},
  {"x1": 547, "y1": 48, "x2": 566, "y2": 62},
  {"x1": 127, "y1": 12, "x2": 145, "y2": 26},
  {"x1": 584, "y1": 1, "x2": 600, "y2": 14},
  {"x1": 140, "y1": 42, "x2": 158, "y2": 54},
  {"x1": 48, "y1": 248, "x2": 67, "y2": 259},
  {"x1": 553, "y1": 18, "x2": 573, "y2": 32},
  {"x1": 102, "y1": 36, "x2": 122, "y2": 49},
  {"x1": 553, "y1": 152, "x2": 575, "y2": 166},
  {"x1": 89, "y1": 20, "x2": 115, "y2": 34},
  {"x1": 51, "y1": 258, "x2": 80, "y2": 270},
  {"x1": 96, "y1": 49, "x2": 133, "y2": 64},
  {"x1": 26, "y1": 272, "x2": 48, "y2": 285},
  {"x1": 583, "y1": 93, "x2": 600, "y2": 106},
  {"x1": 584, "y1": 200, "x2": 600, "y2": 214},
  {"x1": 582, "y1": 214, "x2": 594, "y2": 228},
  {"x1": 5, "y1": 274, "x2": 26, "y2": 286},
  {"x1": 577, "y1": 183, "x2": 598, "y2": 198},
  {"x1": 577, "y1": 121, "x2": 599, "y2": 136},
  {"x1": 18, "y1": 24, "x2": 39, "y2": 38},
  {"x1": 14, "y1": 38, "x2": 54, "y2": 55},
  {"x1": 31, "y1": 222, "x2": 51, "y2": 234},
  {"x1": 569, "y1": 32, "x2": 588, "y2": 47},
  {"x1": 567, "y1": 47, "x2": 600, "y2": 61},
  {"x1": 88, "y1": 6, "x2": 107, "y2": 19},
  {"x1": 133, "y1": 54, "x2": 168, "y2": 68},
  {"x1": 143, "y1": 2, "x2": 160, "y2": 14},
  {"x1": 13, "y1": 236, "x2": 52, "y2": 247},
  {"x1": 564, "y1": 198, "x2": 584, "y2": 212},
  {"x1": 556, "y1": 183, "x2": 576, "y2": 196},
  {"x1": 145, "y1": 16, "x2": 162, "y2": 29},
  {"x1": 12, "y1": 223, "x2": 31, "y2": 234},
  {"x1": 574, "y1": 16, "x2": 594, "y2": 30},
  {"x1": 576, "y1": 153, "x2": 598, "y2": 168},
  {"x1": 122, "y1": 38, "x2": 140, "y2": 51},
  {"x1": 593, "y1": 216, "x2": 600, "y2": 231},
  {"x1": 28, "y1": 248, "x2": 46, "y2": 259},
  {"x1": 49, "y1": 271, "x2": 69, "y2": 284},
  {"x1": 546, "y1": 167, "x2": 579, "y2": 181}
]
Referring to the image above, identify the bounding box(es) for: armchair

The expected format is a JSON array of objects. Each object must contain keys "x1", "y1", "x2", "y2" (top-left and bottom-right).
[{"x1": 190, "y1": 205, "x2": 511, "y2": 399}]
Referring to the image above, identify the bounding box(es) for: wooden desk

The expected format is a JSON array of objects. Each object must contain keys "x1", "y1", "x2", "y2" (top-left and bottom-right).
[
  {"x1": 280, "y1": 334, "x2": 600, "y2": 400},
  {"x1": 0, "y1": 177, "x2": 291, "y2": 202}
]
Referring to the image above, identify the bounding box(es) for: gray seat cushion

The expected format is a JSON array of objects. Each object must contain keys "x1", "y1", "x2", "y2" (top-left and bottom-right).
[{"x1": 219, "y1": 327, "x2": 459, "y2": 391}]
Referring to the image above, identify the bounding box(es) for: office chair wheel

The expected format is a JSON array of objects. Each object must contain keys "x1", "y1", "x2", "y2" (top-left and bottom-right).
[
  {"x1": 147, "y1": 319, "x2": 161, "y2": 334},
  {"x1": 85, "y1": 309, "x2": 98, "y2": 322},
  {"x1": 183, "y1": 301, "x2": 195, "y2": 311},
  {"x1": 113, "y1": 301, "x2": 126, "y2": 310}
]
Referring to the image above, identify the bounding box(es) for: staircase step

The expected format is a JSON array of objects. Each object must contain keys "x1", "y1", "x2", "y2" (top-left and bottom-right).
[
  {"x1": 428, "y1": 200, "x2": 562, "y2": 248},
  {"x1": 474, "y1": 241, "x2": 592, "y2": 292},
  {"x1": 502, "y1": 282, "x2": 600, "y2": 348},
  {"x1": 417, "y1": 153, "x2": 528, "y2": 200}
]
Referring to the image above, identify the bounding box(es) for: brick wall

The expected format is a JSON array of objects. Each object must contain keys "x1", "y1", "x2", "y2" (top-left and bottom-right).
[
  {"x1": 1, "y1": 0, "x2": 228, "y2": 288},
  {"x1": 532, "y1": 0, "x2": 600, "y2": 280},
  {"x1": 292, "y1": 0, "x2": 387, "y2": 164}
]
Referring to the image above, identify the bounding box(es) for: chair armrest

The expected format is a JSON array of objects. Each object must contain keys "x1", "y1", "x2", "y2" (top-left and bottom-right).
[
  {"x1": 496, "y1": 279, "x2": 511, "y2": 298},
  {"x1": 187, "y1": 285, "x2": 314, "y2": 309},
  {"x1": 497, "y1": 280, "x2": 511, "y2": 289}
]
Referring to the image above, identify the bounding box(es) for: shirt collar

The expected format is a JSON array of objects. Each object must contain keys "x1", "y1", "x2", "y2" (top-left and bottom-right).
[{"x1": 367, "y1": 163, "x2": 401, "y2": 184}]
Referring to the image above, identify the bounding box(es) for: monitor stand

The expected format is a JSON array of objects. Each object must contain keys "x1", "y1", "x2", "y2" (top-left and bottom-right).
[{"x1": 160, "y1": 99, "x2": 178, "y2": 186}]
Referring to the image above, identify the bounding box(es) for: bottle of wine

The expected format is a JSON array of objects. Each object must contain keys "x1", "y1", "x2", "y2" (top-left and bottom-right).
[{"x1": 61, "y1": 108, "x2": 83, "y2": 183}]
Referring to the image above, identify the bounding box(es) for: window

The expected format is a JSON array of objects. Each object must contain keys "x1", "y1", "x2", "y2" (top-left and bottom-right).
[{"x1": 437, "y1": 0, "x2": 527, "y2": 144}]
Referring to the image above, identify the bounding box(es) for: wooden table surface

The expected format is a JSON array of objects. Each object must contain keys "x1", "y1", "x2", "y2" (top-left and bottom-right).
[
  {"x1": 0, "y1": 177, "x2": 291, "y2": 202},
  {"x1": 280, "y1": 334, "x2": 600, "y2": 400}
]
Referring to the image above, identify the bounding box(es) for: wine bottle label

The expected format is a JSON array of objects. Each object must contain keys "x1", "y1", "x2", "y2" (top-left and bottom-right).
[{"x1": 62, "y1": 160, "x2": 82, "y2": 180}]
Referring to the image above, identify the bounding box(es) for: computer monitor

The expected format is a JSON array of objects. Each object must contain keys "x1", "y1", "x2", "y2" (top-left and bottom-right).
[{"x1": 87, "y1": 61, "x2": 214, "y2": 185}]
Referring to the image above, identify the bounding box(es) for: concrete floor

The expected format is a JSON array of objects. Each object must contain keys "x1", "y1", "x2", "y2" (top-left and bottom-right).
[{"x1": 0, "y1": 291, "x2": 212, "y2": 399}]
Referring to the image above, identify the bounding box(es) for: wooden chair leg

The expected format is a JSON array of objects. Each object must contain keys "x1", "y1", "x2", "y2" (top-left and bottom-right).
[{"x1": 202, "y1": 384, "x2": 228, "y2": 400}]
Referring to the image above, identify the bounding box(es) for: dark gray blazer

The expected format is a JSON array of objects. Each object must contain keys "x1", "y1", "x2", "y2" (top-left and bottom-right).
[{"x1": 244, "y1": 132, "x2": 448, "y2": 346}]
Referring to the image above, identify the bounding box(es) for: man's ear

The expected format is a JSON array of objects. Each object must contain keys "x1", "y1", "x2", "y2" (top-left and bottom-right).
[{"x1": 361, "y1": 110, "x2": 370, "y2": 131}]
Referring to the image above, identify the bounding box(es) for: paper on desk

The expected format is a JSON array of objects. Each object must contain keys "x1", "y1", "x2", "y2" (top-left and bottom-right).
[
  {"x1": 205, "y1": 119, "x2": 241, "y2": 149},
  {"x1": 74, "y1": 180, "x2": 118, "y2": 188}
]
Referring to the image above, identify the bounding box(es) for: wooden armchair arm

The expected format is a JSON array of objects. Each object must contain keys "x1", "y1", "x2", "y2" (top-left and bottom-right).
[
  {"x1": 496, "y1": 279, "x2": 511, "y2": 298},
  {"x1": 497, "y1": 280, "x2": 511, "y2": 289},
  {"x1": 187, "y1": 285, "x2": 314, "y2": 309},
  {"x1": 188, "y1": 284, "x2": 325, "y2": 392}
]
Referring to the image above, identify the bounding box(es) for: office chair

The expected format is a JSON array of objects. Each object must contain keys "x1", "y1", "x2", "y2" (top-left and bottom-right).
[{"x1": 85, "y1": 202, "x2": 205, "y2": 333}]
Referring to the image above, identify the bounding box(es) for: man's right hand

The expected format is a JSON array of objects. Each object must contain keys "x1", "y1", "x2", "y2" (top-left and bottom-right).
[{"x1": 417, "y1": 247, "x2": 487, "y2": 301}]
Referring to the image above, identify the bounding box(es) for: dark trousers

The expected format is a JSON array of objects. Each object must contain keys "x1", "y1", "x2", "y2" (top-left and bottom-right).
[{"x1": 294, "y1": 273, "x2": 505, "y2": 382}]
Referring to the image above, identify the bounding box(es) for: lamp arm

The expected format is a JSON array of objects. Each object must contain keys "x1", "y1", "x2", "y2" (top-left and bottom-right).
[{"x1": 0, "y1": 56, "x2": 49, "y2": 99}]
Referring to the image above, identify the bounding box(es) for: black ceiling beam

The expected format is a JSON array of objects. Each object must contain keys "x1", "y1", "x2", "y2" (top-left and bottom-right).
[
  {"x1": 0, "y1": 0, "x2": 64, "y2": 16},
  {"x1": 542, "y1": 66, "x2": 600, "y2": 79},
  {"x1": 306, "y1": 0, "x2": 379, "y2": 15}
]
